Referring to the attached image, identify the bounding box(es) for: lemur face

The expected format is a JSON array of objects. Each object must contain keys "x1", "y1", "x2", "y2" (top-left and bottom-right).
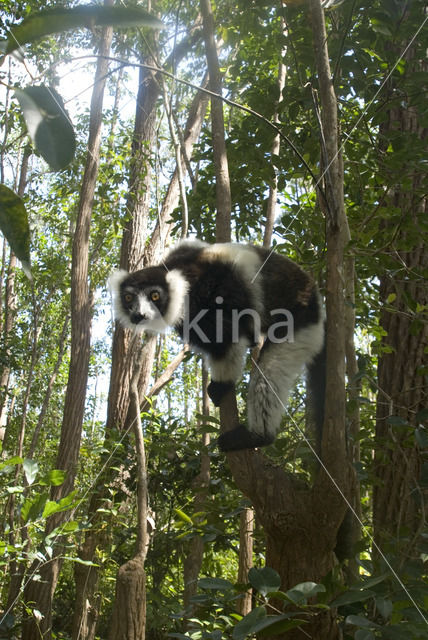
[
  {"x1": 110, "y1": 267, "x2": 171, "y2": 333},
  {"x1": 110, "y1": 265, "x2": 189, "y2": 334},
  {"x1": 122, "y1": 283, "x2": 168, "y2": 324}
]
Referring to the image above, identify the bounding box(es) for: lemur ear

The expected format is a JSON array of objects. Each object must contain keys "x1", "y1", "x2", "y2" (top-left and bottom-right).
[{"x1": 108, "y1": 269, "x2": 129, "y2": 295}]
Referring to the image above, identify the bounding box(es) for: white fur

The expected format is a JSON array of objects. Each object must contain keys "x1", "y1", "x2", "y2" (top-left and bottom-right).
[
  {"x1": 207, "y1": 337, "x2": 251, "y2": 383},
  {"x1": 164, "y1": 269, "x2": 190, "y2": 326},
  {"x1": 247, "y1": 318, "x2": 325, "y2": 439},
  {"x1": 109, "y1": 270, "x2": 130, "y2": 326}
]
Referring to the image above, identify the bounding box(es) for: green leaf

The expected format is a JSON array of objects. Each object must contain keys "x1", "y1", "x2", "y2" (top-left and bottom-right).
[
  {"x1": 248, "y1": 567, "x2": 281, "y2": 597},
  {"x1": 70, "y1": 557, "x2": 98, "y2": 566},
  {"x1": 44, "y1": 469, "x2": 67, "y2": 487},
  {"x1": 355, "y1": 631, "x2": 376, "y2": 640},
  {"x1": 21, "y1": 492, "x2": 49, "y2": 523},
  {"x1": 331, "y1": 589, "x2": 375, "y2": 607},
  {"x1": 0, "y1": 185, "x2": 31, "y2": 276},
  {"x1": 345, "y1": 615, "x2": 379, "y2": 629},
  {"x1": 0, "y1": 456, "x2": 23, "y2": 472},
  {"x1": 375, "y1": 597, "x2": 392, "y2": 620},
  {"x1": 370, "y1": 19, "x2": 392, "y2": 36},
  {"x1": 257, "y1": 617, "x2": 306, "y2": 637},
  {"x1": 415, "y1": 427, "x2": 428, "y2": 448},
  {"x1": 232, "y1": 606, "x2": 266, "y2": 640},
  {"x1": 23, "y1": 459, "x2": 39, "y2": 485},
  {"x1": 198, "y1": 577, "x2": 234, "y2": 591},
  {"x1": 42, "y1": 500, "x2": 64, "y2": 518},
  {"x1": 285, "y1": 582, "x2": 326, "y2": 604},
  {"x1": 357, "y1": 573, "x2": 389, "y2": 589},
  {"x1": 4, "y1": 5, "x2": 164, "y2": 55},
  {"x1": 174, "y1": 508, "x2": 193, "y2": 524},
  {"x1": 42, "y1": 491, "x2": 77, "y2": 518},
  {"x1": 14, "y1": 86, "x2": 76, "y2": 171}
]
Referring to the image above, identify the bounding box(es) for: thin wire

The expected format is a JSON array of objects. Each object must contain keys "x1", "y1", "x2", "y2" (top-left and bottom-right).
[{"x1": 251, "y1": 357, "x2": 428, "y2": 626}]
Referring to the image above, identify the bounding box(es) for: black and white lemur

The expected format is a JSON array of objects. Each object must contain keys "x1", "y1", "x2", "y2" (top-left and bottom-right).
[{"x1": 110, "y1": 240, "x2": 325, "y2": 452}]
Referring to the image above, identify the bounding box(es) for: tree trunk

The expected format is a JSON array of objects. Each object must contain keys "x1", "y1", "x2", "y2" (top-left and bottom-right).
[
  {"x1": 108, "y1": 345, "x2": 149, "y2": 640},
  {"x1": 0, "y1": 146, "x2": 30, "y2": 439},
  {"x1": 22, "y1": 13, "x2": 114, "y2": 639},
  {"x1": 374, "y1": 37, "x2": 427, "y2": 551},
  {"x1": 72, "y1": 43, "x2": 207, "y2": 640},
  {"x1": 183, "y1": 366, "x2": 211, "y2": 611},
  {"x1": 263, "y1": 16, "x2": 287, "y2": 249},
  {"x1": 200, "y1": 0, "x2": 231, "y2": 242},
  {"x1": 213, "y1": 2, "x2": 353, "y2": 638},
  {"x1": 237, "y1": 507, "x2": 254, "y2": 616}
]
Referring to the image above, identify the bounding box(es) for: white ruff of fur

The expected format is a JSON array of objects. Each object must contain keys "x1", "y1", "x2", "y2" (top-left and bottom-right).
[
  {"x1": 108, "y1": 269, "x2": 189, "y2": 334},
  {"x1": 164, "y1": 269, "x2": 189, "y2": 326},
  {"x1": 108, "y1": 270, "x2": 131, "y2": 328},
  {"x1": 247, "y1": 318, "x2": 325, "y2": 439}
]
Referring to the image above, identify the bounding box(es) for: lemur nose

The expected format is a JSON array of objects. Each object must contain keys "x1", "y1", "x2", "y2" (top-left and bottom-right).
[{"x1": 131, "y1": 312, "x2": 146, "y2": 324}]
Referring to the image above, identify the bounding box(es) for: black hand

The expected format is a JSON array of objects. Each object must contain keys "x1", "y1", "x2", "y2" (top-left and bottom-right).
[
  {"x1": 217, "y1": 424, "x2": 275, "y2": 452},
  {"x1": 207, "y1": 380, "x2": 235, "y2": 406}
]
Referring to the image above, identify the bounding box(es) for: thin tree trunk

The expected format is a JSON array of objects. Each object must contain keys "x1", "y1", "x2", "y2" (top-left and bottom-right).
[
  {"x1": 145, "y1": 74, "x2": 209, "y2": 265},
  {"x1": 214, "y1": 3, "x2": 353, "y2": 638},
  {"x1": 237, "y1": 507, "x2": 254, "y2": 616},
  {"x1": 72, "y1": 42, "x2": 206, "y2": 640},
  {"x1": 183, "y1": 366, "x2": 211, "y2": 611},
  {"x1": 108, "y1": 342, "x2": 149, "y2": 640},
  {"x1": 22, "y1": 13, "x2": 114, "y2": 639},
  {"x1": 2, "y1": 146, "x2": 35, "y2": 613},
  {"x1": 200, "y1": 0, "x2": 231, "y2": 242},
  {"x1": 374, "y1": 34, "x2": 427, "y2": 552},
  {"x1": 28, "y1": 316, "x2": 70, "y2": 457},
  {"x1": 263, "y1": 17, "x2": 287, "y2": 249},
  {"x1": 0, "y1": 146, "x2": 30, "y2": 436}
]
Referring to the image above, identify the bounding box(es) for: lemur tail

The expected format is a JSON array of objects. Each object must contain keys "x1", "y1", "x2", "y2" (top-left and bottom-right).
[{"x1": 306, "y1": 325, "x2": 327, "y2": 456}]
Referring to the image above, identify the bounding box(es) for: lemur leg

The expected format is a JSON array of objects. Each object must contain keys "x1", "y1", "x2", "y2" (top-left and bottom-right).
[
  {"x1": 247, "y1": 323, "x2": 325, "y2": 443},
  {"x1": 219, "y1": 322, "x2": 324, "y2": 452},
  {"x1": 206, "y1": 338, "x2": 249, "y2": 406}
]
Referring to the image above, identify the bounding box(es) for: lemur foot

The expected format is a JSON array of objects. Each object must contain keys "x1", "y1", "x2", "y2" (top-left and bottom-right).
[
  {"x1": 207, "y1": 380, "x2": 235, "y2": 406},
  {"x1": 217, "y1": 424, "x2": 275, "y2": 452}
]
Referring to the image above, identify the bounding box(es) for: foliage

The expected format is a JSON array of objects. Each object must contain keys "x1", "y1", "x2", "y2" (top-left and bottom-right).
[
  {"x1": 169, "y1": 568, "x2": 327, "y2": 639},
  {"x1": 0, "y1": 2, "x2": 163, "y2": 268},
  {"x1": 0, "y1": 0, "x2": 426, "y2": 638}
]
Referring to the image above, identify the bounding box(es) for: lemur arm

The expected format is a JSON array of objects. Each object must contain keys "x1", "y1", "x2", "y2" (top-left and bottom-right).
[{"x1": 206, "y1": 338, "x2": 249, "y2": 406}]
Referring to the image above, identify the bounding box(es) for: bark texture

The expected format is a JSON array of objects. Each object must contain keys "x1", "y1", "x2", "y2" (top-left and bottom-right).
[
  {"x1": 72, "y1": 40, "x2": 207, "y2": 640},
  {"x1": 214, "y1": 3, "x2": 353, "y2": 638},
  {"x1": 22, "y1": 14, "x2": 114, "y2": 639},
  {"x1": 237, "y1": 507, "x2": 254, "y2": 616},
  {"x1": 183, "y1": 366, "x2": 211, "y2": 611},
  {"x1": 374, "y1": 39, "x2": 428, "y2": 550},
  {"x1": 200, "y1": 0, "x2": 231, "y2": 242}
]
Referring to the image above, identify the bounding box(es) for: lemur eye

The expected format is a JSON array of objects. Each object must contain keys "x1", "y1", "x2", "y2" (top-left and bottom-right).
[
  {"x1": 150, "y1": 291, "x2": 160, "y2": 302},
  {"x1": 124, "y1": 293, "x2": 133, "y2": 303}
]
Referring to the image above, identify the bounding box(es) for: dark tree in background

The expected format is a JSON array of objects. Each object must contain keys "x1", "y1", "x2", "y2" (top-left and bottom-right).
[{"x1": 373, "y1": 5, "x2": 428, "y2": 554}]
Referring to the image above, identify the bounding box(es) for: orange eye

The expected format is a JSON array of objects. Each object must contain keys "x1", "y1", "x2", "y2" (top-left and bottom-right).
[
  {"x1": 124, "y1": 293, "x2": 133, "y2": 303},
  {"x1": 151, "y1": 291, "x2": 160, "y2": 302}
]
